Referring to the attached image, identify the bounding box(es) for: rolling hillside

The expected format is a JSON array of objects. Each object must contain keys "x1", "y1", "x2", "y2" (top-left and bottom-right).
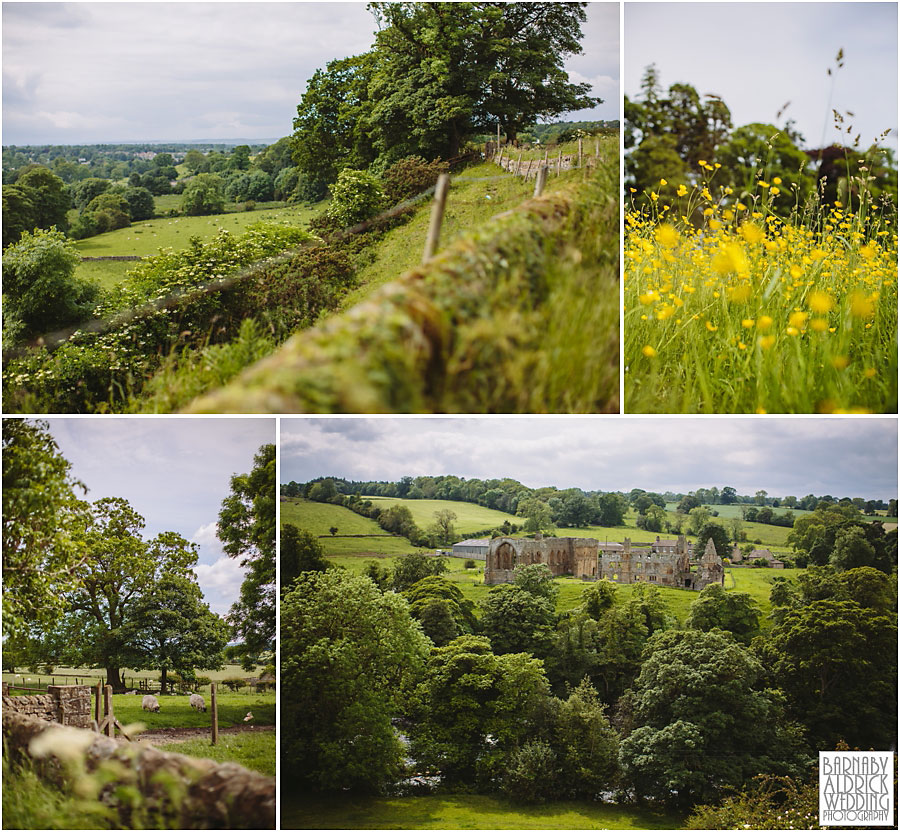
[{"x1": 365, "y1": 497, "x2": 518, "y2": 535}]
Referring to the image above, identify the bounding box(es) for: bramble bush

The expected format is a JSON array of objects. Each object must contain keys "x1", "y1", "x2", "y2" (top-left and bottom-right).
[{"x1": 382, "y1": 156, "x2": 449, "y2": 203}]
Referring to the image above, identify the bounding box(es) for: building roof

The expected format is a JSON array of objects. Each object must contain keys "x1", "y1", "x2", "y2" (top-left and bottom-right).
[{"x1": 453, "y1": 538, "x2": 491, "y2": 548}]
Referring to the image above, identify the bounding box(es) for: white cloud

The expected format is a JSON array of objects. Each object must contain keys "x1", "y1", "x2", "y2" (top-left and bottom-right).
[{"x1": 193, "y1": 556, "x2": 246, "y2": 617}]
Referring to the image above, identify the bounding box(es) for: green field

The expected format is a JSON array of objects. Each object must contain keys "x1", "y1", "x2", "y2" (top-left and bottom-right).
[
  {"x1": 365, "y1": 497, "x2": 517, "y2": 535},
  {"x1": 157, "y1": 730, "x2": 275, "y2": 776},
  {"x1": 107, "y1": 691, "x2": 274, "y2": 731},
  {"x1": 280, "y1": 498, "x2": 420, "y2": 556},
  {"x1": 282, "y1": 792, "x2": 682, "y2": 830},
  {"x1": 73, "y1": 202, "x2": 320, "y2": 288},
  {"x1": 663, "y1": 502, "x2": 812, "y2": 521}
]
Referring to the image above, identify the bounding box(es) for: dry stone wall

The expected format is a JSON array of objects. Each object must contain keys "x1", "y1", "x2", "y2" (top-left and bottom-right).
[
  {"x1": 2, "y1": 684, "x2": 92, "y2": 728},
  {"x1": 3, "y1": 711, "x2": 275, "y2": 829}
]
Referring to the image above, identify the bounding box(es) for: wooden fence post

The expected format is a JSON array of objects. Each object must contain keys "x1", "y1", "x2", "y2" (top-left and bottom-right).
[
  {"x1": 595, "y1": 138, "x2": 600, "y2": 158},
  {"x1": 533, "y1": 164, "x2": 548, "y2": 198},
  {"x1": 578, "y1": 137, "x2": 583, "y2": 169},
  {"x1": 104, "y1": 685, "x2": 114, "y2": 738},
  {"x1": 496, "y1": 122, "x2": 501, "y2": 154},
  {"x1": 515, "y1": 151, "x2": 523, "y2": 176},
  {"x1": 422, "y1": 173, "x2": 450, "y2": 263},
  {"x1": 94, "y1": 680, "x2": 102, "y2": 726},
  {"x1": 211, "y1": 682, "x2": 219, "y2": 746},
  {"x1": 557, "y1": 150, "x2": 563, "y2": 177}
]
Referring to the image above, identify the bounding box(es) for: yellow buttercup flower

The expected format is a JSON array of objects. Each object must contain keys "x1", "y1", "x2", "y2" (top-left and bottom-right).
[
  {"x1": 712, "y1": 243, "x2": 749, "y2": 275},
  {"x1": 788, "y1": 311, "x2": 808, "y2": 329},
  {"x1": 758, "y1": 335, "x2": 776, "y2": 350},
  {"x1": 705, "y1": 321, "x2": 718, "y2": 332},
  {"x1": 849, "y1": 291, "x2": 875, "y2": 319},
  {"x1": 740, "y1": 223, "x2": 764, "y2": 244},
  {"x1": 758, "y1": 315, "x2": 774, "y2": 331},
  {"x1": 676, "y1": 184, "x2": 688, "y2": 197},
  {"x1": 655, "y1": 224, "x2": 679, "y2": 248},
  {"x1": 642, "y1": 345, "x2": 657, "y2": 358},
  {"x1": 807, "y1": 290, "x2": 834, "y2": 313}
]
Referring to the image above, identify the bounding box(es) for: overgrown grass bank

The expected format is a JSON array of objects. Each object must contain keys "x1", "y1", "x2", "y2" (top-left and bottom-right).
[{"x1": 188, "y1": 159, "x2": 619, "y2": 413}]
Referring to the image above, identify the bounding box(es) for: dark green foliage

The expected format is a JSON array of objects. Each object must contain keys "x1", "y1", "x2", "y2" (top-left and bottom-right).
[
  {"x1": 596, "y1": 493, "x2": 628, "y2": 526},
  {"x1": 280, "y1": 524, "x2": 328, "y2": 590},
  {"x1": 2, "y1": 184, "x2": 37, "y2": 248},
  {"x1": 281, "y1": 570, "x2": 430, "y2": 792},
  {"x1": 403, "y1": 575, "x2": 477, "y2": 642},
  {"x1": 85, "y1": 192, "x2": 131, "y2": 232},
  {"x1": 181, "y1": 173, "x2": 225, "y2": 215},
  {"x1": 123, "y1": 186, "x2": 155, "y2": 221},
  {"x1": 619, "y1": 629, "x2": 807, "y2": 809},
  {"x1": 2, "y1": 228, "x2": 98, "y2": 339},
  {"x1": 324, "y1": 168, "x2": 385, "y2": 227},
  {"x1": 479, "y1": 584, "x2": 556, "y2": 658},
  {"x1": 382, "y1": 156, "x2": 449, "y2": 203},
  {"x1": 406, "y1": 635, "x2": 550, "y2": 787},
  {"x1": 363, "y1": 560, "x2": 392, "y2": 591},
  {"x1": 755, "y1": 598, "x2": 897, "y2": 750},
  {"x1": 581, "y1": 579, "x2": 618, "y2": 619},
  {"x1": 693, "y1": 522, "x2": 730, "y2": 559},
  {"x1": 218, "y1": 444, "x2": 276, "y2": 666},
  {"x1": 15, "y1": 166, "x2": 70, "y2": 231},
  {"x1": 513, "y1": 563, "x2": 559, "y2": 604},
  {"x1": 685, "y1": 583, "x2": 761, "y2": 644},
  {"x1": 70, "y1": 177, "x2": 111, "y2": 212},
  {"x1": 499, "y1": 740, "x2": 560, "y2": 804},
  {"x1": 392, "y1": 551, "x2": 448, "y2": 592}
]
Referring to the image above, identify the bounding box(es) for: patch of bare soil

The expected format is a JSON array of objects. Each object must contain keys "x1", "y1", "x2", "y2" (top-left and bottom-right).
[{"x1": 134, "y1": 724, "x2": 274, "y2": 746}]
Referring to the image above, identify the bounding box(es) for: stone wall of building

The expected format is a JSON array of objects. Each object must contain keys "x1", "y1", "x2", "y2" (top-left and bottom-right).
[
  {"x1": 3, "y1": 711, "x2": 275, "y2": 829},
  {"x1": 485, "y1": 536, "x2": 599, "y2": 584},
  {"x1": 2, "y1": 685, "x2": 92, "y2": 729}
]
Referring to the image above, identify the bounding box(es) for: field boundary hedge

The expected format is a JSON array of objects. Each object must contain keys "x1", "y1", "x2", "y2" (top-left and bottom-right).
[{"x1": 187, "y1": 167, "x2": 618, "y2": 413}]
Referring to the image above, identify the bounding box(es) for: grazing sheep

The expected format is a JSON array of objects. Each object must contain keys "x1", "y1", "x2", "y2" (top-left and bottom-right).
[
  {"x1": 189, "y1": 693, "x2": 206, "y2": 712},
  {"x1": 141, "y1": 694, "x2": 160, "y2": 713},
  {"x1": 243, "y1": 711, "x2": 254, "y2": 723}
]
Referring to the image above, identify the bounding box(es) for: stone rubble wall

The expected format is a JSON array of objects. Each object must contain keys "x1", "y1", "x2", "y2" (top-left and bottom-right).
[
  {"x1": 3, "y1": 711, "x2": 275, "y2": 829},
  {"x1": 2, "y1": 685, "x2": 92, "y2": 729}
]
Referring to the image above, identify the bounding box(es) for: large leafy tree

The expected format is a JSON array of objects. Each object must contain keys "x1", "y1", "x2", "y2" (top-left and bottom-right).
[
  {"x1": 61, "y1": 499, "x2": 200, "y2": 689},
  {"x1": 218, "y1": 444, "x2": 276, "y2": 667},
  {"x1": 619, "y1": 629, "x2": 806, "y2": 809},
  {"x1": 121, "y1": 558, "x2": 229, "y2": 693},
  {"x1": 280, "y1": 524, "x2": 328, "y2": 590},
  {"x1": 407, "y1": 634, "x2": 550, "y2": 786},
  {"x1": 685, "y1": 583, "x2": 761, "y2": 645},
  {"x1": 281, "y1": 570, "x2": 430, "y2": 792},
  {"x1": 479, "y1": 584, "x2": 557, "y2": 658},
  {"x1": 755, "y1": 597, "x2": 896, "y2": 750},
  {"x1": 14, "y1": 166, "x2": 71, "y2": 231},
  {"x1": 1, "y1": 419, "x2": 90, "y2": 637}
]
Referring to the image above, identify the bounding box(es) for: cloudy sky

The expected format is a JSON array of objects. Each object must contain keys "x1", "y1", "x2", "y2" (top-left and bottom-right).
[
  {"x1": 625, "y1": 2, "x2": 898, "y2": 150},
  {"x1": 2, "y1": 2, "x2": 618, "y2": 145},
  {"x1": 281, "y1": 417, "x2": 898, "y2": 502},
  {"x1": 43, "y1": 417, "x2": 275, "y2": 616}
]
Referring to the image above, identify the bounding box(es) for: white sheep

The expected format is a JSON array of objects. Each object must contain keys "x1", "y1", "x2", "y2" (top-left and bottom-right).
[
  {"x1": 189, "y1": 693, "x2": 206, "y2": 712},
  {"x1": 141, "y1": 694, "x2": 160, "y2": 713}
]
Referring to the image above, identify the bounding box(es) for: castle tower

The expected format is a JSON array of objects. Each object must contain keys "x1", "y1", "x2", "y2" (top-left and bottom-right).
[{"x1": 696, "y1": 538, "x2": 725, "y2": 589}]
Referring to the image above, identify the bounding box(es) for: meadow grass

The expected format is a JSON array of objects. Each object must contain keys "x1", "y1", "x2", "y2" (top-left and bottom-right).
[
  {"x1": 663, "y1": 502, "x2": 812, "y2": 520},
  {"x1": 156, "y1": 730, "x2": 275, "y2": 777},
  {"x1": 365, "y1": 497, "x2": 518, "y2": 535},
  {"x1": 2, "y1": 663, "x2": 265, "y2": 690},
  {"x1": 281, "y1": 792, "x2": 682, "y2": 830},
  {"x1": 72, "y1": 202, "x2": 320, "y2": 287},
  {"x1": 624, "y1": 161, "x2": 897, "y2": 413},
  {"x1": 109, "y1": 691, "x2": 275, "y2": 731}
]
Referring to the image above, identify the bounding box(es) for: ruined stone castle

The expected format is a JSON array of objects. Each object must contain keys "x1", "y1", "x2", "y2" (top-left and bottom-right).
[{"x1": 485, "y1": 534, "x2": 725, "y2": 590}]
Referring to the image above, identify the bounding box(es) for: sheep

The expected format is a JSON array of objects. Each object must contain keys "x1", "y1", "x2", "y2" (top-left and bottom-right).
[
  {"x1": 141, "y1": 694, "x2": 160, "y2": 713},
  {"x1": 189, "y1": 693, "x2": 206, "y2": 712}
]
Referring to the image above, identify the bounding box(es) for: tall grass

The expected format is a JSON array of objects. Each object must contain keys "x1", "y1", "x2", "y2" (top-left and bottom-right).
[
  {"x1": 625, "y1": 151, "x2": 897, "y2": 413},
  {"x1": 156, "y1": 731, "x2": 275, "y2": 777}
]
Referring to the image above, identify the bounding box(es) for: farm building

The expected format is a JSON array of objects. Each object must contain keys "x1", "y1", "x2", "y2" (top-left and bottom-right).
[
  {"x1": 731, "y1": 546, "x2": 785, "y2": 568},
  {"x1": 486, "y1": 534, "x2": 725, "y2": 590},
  {"x1": 452, "y1": 538, "x2": 491, "y2": 560}
]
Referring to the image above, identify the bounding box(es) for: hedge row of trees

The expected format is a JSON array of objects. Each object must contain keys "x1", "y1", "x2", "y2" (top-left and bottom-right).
[{"x1": 281, "y1": 552, "x2": 897, "y2": 815}]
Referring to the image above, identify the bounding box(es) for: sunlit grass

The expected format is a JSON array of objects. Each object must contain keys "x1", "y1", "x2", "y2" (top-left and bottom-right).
[
  {"x1": 625, "y1": 159, "x2": 897, "y2": 413},
  {"x1": 157, "y1": 730, "x2": 275, "y2": 776}
]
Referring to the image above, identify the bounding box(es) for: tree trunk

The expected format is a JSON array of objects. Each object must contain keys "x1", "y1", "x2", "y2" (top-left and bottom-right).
[
  {"x1": 160, "y1": 667, "x2": 168, "y2": 695},
  {"x1": 106, "y1": 667, "x2": 123, "y2": 691}
]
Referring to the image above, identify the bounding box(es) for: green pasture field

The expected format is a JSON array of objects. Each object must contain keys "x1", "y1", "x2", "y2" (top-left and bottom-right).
[
  {"x1": 72, "y1": 202, "x2": 320, "y2": 288},
  {"x1": 157, "y1": 730, "x2": 275, "y2": 777},
  {"x1": 339, "y1": 157, "x2": 598, "y2": 310},
  {"x1": 1, "y1": 664, "x2": 268, "y2": 698},
  {"x1": 364, "y1": 497, "x2": 517, "y2": 535},
  {"x1": 280, "y1": 498, "x2": 419, "y2": 556},
  {"x1": 663, "y1": 502, "x2": 810, "y2": 520},
  {"x1": 110, "y1": 691, "x2": 275, "y2": 731},
  {"x1": 282, "y1": 792, "x2": 682, "y2": 830}
]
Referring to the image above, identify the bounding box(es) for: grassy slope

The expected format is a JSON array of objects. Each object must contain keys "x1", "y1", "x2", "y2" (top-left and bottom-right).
[
  {"x1": 157, "y1": 730, "x2": 275, "y2": 777},
  {"x1": 110, "y1": 691, "x2": 275, "y2": 730},
  {"x1": 664, "y1": 502, "x2": 812, "y2": 520},
  {"x1": 365, "y1": 496, "x2": 518, "y2": 535},
  {"x1": 282, "y1": 793, "x2": 682, "y2": 830}
]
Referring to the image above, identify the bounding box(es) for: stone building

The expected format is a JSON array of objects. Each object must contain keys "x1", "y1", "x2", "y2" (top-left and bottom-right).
[
  {"x1": 485, "y1": 535, "x2": 599, "y2": 584},
  {"x1": 486, "y1": 533, "x2": 725, "y2": 591}
]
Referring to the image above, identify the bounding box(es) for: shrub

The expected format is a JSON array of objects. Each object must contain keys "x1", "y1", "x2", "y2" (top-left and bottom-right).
[
  {"x1": 222, "y1": 677, "x2": 247, "y2": 692},
  {"x1": 382, "y1": 156, "x2": 449, "y2": 203},
  {"x1": 324, "y1": 168, "x2": 384, "y2": 227},
  {"x1": 464, "y1": 559, "x2": 476, "y2": 569},
  {"x1": 498, "y1": 740, "x2": 560, "y2": 803},
  {"x1": 181, "y1": 174, "x2": 225, "y2": 216},
  {"x1": 2, "y1": 228, "x2": 98, "y2": 338},
  {"x1": 123, "y1": 186, "x2": 155, "y2": 221}
]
